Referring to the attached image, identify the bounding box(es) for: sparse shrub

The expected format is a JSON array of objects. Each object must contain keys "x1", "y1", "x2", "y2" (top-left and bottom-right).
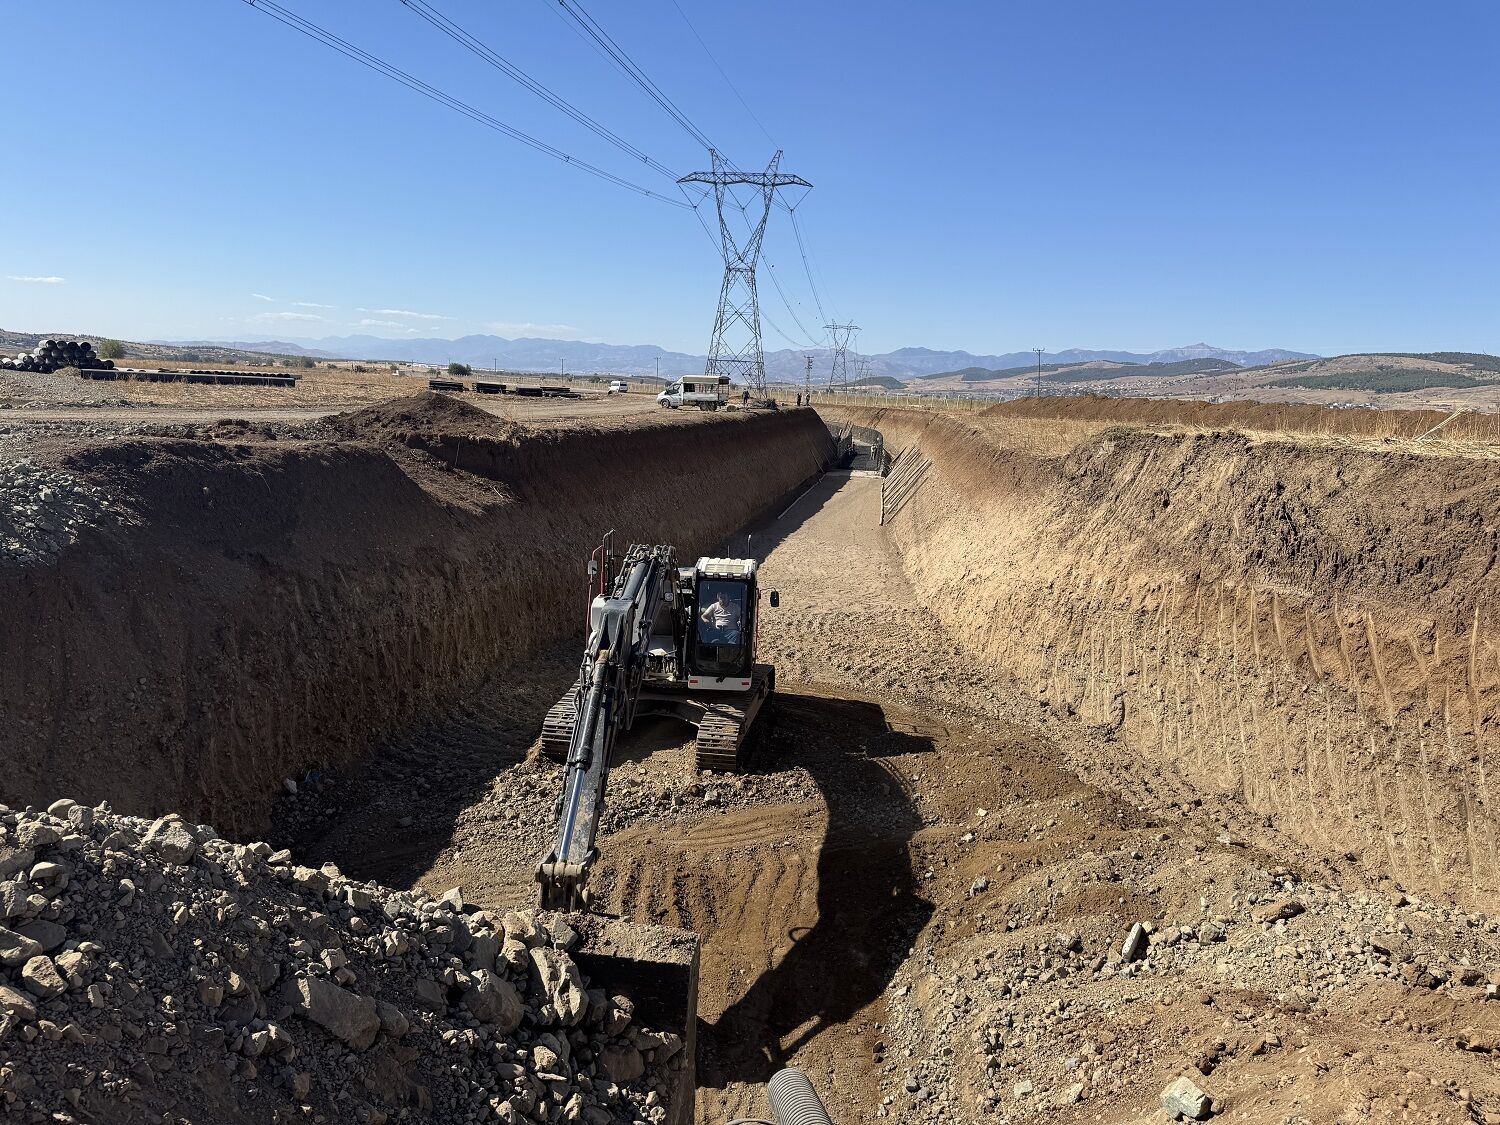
[
  {"x1": 98, "y1": 339, "x2": 125, "y2": 360},
  {"x1": 447, "y1": 362, "x2": 472, "y2": 377}
]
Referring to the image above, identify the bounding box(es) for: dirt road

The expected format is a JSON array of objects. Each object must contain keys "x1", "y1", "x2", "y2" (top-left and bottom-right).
[{"x1": 275, "y1": 467, "x2": 1500, "y2": 1125}]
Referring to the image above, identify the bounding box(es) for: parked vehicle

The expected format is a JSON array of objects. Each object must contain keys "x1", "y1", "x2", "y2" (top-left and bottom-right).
[
  {"x1": 608, "y1": 379, "x2": 629, "y2": 394},
  {"x1": 656, "y1": 374, "x2": 730, "y2": 410}
]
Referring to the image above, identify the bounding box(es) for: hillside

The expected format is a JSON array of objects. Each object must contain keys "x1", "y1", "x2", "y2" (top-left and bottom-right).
[
  {"x1": 151, "y1": 333, "x2": 1317, "y2": 380},
  {"x1": 0, "y1": 329, "x2": 316, "y2": 367}
]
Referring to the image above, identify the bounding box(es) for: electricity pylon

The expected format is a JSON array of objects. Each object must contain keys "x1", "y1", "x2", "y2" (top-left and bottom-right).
[
  {"x1": 680, "y1": 151, "x2": 811, "y2": 398},
  {"x1": 824, "y1": 322, "x2": 858, "y2": 392}
]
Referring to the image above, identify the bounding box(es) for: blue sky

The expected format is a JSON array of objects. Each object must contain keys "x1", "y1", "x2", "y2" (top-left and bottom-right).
[{"x1": 3, "y1": 0, "x2": 1497, "y2": 356}]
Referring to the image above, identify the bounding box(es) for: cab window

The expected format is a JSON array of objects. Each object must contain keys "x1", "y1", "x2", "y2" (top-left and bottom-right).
[{"x1": 696, "y1": 580, "x2": 746, "y2": 646}]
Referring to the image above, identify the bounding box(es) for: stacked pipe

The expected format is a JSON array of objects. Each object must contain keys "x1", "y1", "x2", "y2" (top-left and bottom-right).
[{"x1": 0, "y1": 338, "x2": 114, "y2": 373}]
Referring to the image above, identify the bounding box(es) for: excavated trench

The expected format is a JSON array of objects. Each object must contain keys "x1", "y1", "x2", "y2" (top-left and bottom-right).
[
  {"x1": 826, "y1": 400, "x2": 1500, "y2": 914},
  {"x1": 0, "y1": 395, "x2": 834, "y2": 834},
  {"x1": 10, "y1": 394, "x2": 1500, "y2": 1124}
]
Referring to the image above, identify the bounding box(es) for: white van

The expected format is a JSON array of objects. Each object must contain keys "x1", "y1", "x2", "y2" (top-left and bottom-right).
[
  {"x1": 657, "y1": 374, "x2": 730, "y2": 411},
  {"x1": 607, "y1": 380, "x2": 629, "y2": 394}
]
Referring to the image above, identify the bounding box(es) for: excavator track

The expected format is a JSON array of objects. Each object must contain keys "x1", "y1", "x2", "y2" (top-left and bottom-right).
[
  {"x1": 693, "y1": 666, "x2": 773, "y2": 773},
  {"x1": 540, "y1": 677, "x2": 584, "y2": 763}
]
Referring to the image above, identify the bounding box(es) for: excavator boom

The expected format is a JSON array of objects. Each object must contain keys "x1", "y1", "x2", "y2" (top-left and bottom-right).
[{"x1": 537, "y1": 544, "x2": 673, "y2": 910}]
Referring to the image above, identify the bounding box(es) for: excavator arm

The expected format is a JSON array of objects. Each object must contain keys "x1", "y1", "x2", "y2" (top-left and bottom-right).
[{"x1": 537, "y1": 545, "x2": 675, "y2": 911}]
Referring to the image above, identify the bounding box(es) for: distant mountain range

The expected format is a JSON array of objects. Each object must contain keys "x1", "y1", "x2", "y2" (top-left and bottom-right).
[{"x1": 159, "y1": 334, "x2": 1318, "y2": 380}]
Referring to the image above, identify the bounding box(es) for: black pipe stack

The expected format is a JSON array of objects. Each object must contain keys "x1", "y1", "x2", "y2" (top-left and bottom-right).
[{"x1": 0, "y1": 338, "x2": 115, "y2": 373}]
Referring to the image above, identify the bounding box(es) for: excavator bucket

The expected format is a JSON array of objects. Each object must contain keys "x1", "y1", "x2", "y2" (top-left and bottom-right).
[{"x1": 568, "y1": 915, "x2": 701, "y2": 1125}]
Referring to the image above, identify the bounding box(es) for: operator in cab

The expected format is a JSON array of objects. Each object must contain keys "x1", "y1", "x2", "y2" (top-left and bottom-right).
[{"x1": 699, "y1": 587, "x2": 743, "y2": 644}]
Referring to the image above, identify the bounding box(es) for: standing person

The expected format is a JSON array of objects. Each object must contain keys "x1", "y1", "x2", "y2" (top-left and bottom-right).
[
  {"x1": 742, "y1": 389, "x2": 750, "y2": 405},
  {"x1": 795, "y1": 393, "x2": 802, "y2": 407}
]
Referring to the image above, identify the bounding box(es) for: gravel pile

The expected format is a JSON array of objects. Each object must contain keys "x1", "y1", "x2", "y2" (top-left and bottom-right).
[
  {"x1": 0, "y1": 799, "x2": 685, "y2": 1125},
  {"x1": 0, "y1": 460, "x2": 126, "y2": 567},
  {"x1": 0, "y1": 368, "x2": 129, "y2": 410}
]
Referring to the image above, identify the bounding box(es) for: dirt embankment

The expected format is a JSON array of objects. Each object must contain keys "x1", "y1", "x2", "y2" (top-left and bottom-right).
[
  {"x1": 1, "y1": 396, "x2": 833, "y2": 834},
  {"x1": 828, "y1": 403, "x2": 1500, "y2": 911}
]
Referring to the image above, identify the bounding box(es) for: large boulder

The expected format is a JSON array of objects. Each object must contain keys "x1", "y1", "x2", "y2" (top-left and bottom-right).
[
  {"x1": 287, "y1": 976, "x2": 379, "y2": 1050},
  {"x1": 528, "y1": 946, "x2": 587, "y2": 1026},
  {"x1": 461, "y1": 969, "x2": 523, "y2": 1033}
]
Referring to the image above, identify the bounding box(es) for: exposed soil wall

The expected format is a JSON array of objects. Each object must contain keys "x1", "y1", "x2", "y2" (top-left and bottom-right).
[
  {"x1": 828, "y1": 403, "x2": 1500, "y2": 910},
  {"x1": 1, "y1": 396, "x2": 833, "y2": 834}
]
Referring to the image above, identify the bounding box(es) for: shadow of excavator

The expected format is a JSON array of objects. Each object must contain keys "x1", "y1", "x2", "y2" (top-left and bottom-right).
[{"x1": 698, "y1": 690, "x2": 936, "y2": 1085}]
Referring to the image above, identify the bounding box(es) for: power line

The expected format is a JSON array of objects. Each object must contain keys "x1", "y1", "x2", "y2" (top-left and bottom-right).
[
  {"x1": 398, "y1": 0, "x2": 680, "y2": 181},
  {"x1": 786, "y1": 207, "x2": 831, "y2": 325},
  {"x1": 665, "y1": 0, "x2": 777, "y2": 149},
  {"x1": 549, "y1": 0, "x2": 718, "y2": 153},
  {"x1": 237, "y1": 0, "x2": 690, "y2": 208},
  {"x1": 538, "y1": 0, "x2": 840, "y2": 353}
]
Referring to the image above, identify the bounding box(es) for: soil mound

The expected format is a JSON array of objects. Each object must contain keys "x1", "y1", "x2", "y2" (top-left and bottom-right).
[
  {"x1": 330, "y1": 392, "x2": 525, "y2": 446},
  {"x1": 0, "y1": 797, "x2": 682, "y2": 1124}
]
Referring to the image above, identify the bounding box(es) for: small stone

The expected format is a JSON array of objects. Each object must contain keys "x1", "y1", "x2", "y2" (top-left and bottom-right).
[
  {"x1": 414, "y1": 978, "x2": 448, "y2": 1012},
  {"x1": 1252, "y1": 898, "x2": 1305, "y2": 925},
  {"x1": 142, "y1": 816, "x2": 198, "y2": 865},
  {"x1": 21, "y1": 955, "x2": 66, "y2": 999},
  {"x1": 0, "y1": 926, "x2": 43, "y2": 968},
  {"x1": 287, "y1": 976, "x2": 379, "y2": 1050},
  {"x1": 376, "y1": 1000, "x2": 410, "y2": 1039},
  {"x1": 0, "y1": 981, "x2": 38, "y2": 1023},
  {"x1": 461, "y1": 969, "x2": 523, "y2": 1033},
  {"x1": 15, "y1": 919, "x2": 66, "y2": 953},
  {"x1": 1162, "y1": 1076, "x2": 1213, "y2": 1120},
  {"x1": 598, "y1": 1043, "x2": 644, "y2": 1085},
  {"x1": 1121, "y1": 922, "x2": 1150, "y2": 963},
  {"x1": 529, "y1": 946, "x2": 587, "y2": 1026}
]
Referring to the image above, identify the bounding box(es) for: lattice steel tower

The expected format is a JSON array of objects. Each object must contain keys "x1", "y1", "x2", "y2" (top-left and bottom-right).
[
  {"x1": 680, "y1": 151, "x2": 811, "y2": 398},
  {"x1": 824, "y1": 322, "x2": 859, "y2": 392}
]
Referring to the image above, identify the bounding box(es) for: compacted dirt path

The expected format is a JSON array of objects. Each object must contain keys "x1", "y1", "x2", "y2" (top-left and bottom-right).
[{"x1": 278, "y1": 469, "x2": 1500, "y2": 1125}]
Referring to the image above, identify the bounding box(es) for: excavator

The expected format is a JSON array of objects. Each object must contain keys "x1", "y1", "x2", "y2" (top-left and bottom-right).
[
  {"x1": 536, "y1": 532, "x2": 776, "y2": 913},
  {"x1": 533, "y1": 535, "x2": 840, "y2": 1125}
]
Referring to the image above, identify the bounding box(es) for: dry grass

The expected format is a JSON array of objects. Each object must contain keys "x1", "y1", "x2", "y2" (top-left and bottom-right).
[{"x1": 822, "y1": 393, "x2": 1500, "y2": 460}]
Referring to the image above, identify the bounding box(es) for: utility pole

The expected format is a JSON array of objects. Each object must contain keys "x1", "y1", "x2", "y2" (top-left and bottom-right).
[
  {"x1": 1034, "y1": 348, "x2": 1043, "y2": 398},
  {"x1": 654, "y1": 356, "x2": 659, "y2": 381},
  {"x1": 824, "y1": 322, "x2": 859, "y2": 393},
  {"x1": 803, "y1": 354, "x2": 813, "y2": 404},
  {"x1": 679, "y1": 152, "x2": 811, "y2": 399}
]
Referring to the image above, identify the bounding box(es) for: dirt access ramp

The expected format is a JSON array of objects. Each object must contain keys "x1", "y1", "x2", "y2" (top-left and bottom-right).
[
  {"x1": 822, "y1": 398, "x2": 1500, "y2": 913},
  {"x1": 0, "y1": 394, "x2": 834, "y2": 835}
]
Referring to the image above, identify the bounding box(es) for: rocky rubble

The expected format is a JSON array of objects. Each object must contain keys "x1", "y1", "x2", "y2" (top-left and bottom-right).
[
  {"x1": 0, "y1": 459, "x2": 125, "y2": 567},
  {"x1": 870, "y1": 830, "x2": 1500, "y2": 1124},
  {"x1": 0, "y1": 799, "x2": 683, "y2": 1124}
]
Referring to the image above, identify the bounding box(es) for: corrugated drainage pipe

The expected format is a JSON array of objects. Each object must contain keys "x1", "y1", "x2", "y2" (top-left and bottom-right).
[{"x1": 767, "y1": 1067, "x2": 834, "y2": 1125}]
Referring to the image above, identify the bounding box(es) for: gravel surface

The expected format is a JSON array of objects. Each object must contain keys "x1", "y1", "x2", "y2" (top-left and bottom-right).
[{"x1": 0, "y1": 369, "x2": 129, "y2": 410}]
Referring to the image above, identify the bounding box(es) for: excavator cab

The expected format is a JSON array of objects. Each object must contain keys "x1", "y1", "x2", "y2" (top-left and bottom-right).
[{"x1": 685, "y1": 559, "x2": 763, "y2": 687}]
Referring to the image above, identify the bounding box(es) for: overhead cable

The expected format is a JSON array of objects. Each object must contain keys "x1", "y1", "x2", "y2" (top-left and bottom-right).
[
  {"x1": 398, "y1": 0, "x2": 680, "y2": 181},
  {"x1": 238, "y1": 0, "x2": 690, "y2": 208}
]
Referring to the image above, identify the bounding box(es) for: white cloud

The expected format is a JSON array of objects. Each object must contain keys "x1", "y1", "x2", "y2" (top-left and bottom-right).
[
  {"x1": 487, "y1": 321, "x2": 579, "y2": 337},
  {"x1": 253, "y1": 311, "x2": 325, "y2": 323},
  {"x1": 251, "y1": 292, "x2": 276, "y2": 301},
  {"x1": 8, "y1": 275, "x2": 66, "y2": 284},
  {"x1": 358, "y1": 307, "x2": 455, "y2": 321},
  {"x1": 293, "y1": 301, "x2": 333, "y2": 309},
  {"x1": 359, "y1": 318, "x2": 407, "y2": 329}
]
